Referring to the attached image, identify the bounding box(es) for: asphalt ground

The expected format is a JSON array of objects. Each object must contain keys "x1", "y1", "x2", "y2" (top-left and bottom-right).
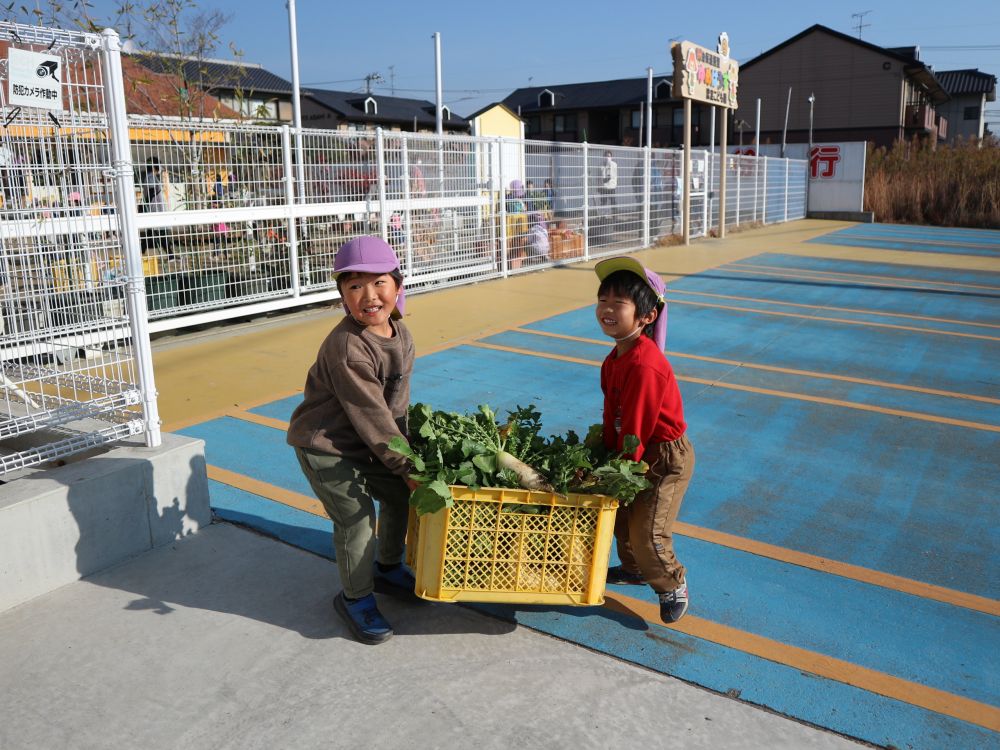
[{"x1": 13, "y1": 219, "x2": 994, "y2": 750}]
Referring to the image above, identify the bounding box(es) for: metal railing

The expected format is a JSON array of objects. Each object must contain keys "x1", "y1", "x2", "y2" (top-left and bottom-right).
[
  {"x1": 116, "y1": 121, "x2": 807, "y2": 331},
  {"x1": 1, "y1": 22, "x2": 160, "y2": 476}
]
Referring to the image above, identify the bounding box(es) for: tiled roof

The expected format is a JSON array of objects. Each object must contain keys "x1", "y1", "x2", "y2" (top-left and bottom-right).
[
  {"x1": 304, "y1": 89, "x2": 469, "y2": 129},
  {"x1": 935, "y1": 69, "x2": 997, "y2": 99},
  {"x1": 130, "y1": 54, "x2": 293, "y2": 95},
  {"x1": 502, "y1": 76, "x2": 673, "y2": 114}
]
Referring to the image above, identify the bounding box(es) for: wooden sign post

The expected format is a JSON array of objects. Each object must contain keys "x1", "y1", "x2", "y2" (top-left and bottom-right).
[{"x1": 672, "y1": 33, "x2": 740, "y2": 243}]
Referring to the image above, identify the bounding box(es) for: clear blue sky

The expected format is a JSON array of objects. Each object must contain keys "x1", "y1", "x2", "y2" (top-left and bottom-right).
[{"x1": 62, "y1": 0, "x2": 1000, "y2": 129}]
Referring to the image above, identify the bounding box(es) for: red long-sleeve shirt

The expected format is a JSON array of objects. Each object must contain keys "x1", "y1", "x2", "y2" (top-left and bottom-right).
[{"x1": 601, "y1": 334, "x2": 686, "y2": 462}]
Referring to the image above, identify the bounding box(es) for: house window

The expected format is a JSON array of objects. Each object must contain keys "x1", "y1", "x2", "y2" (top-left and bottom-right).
[
  {"x1": 964, "y1": 106, "x2": 981, "y2": 121},
  {"x1": 655, "y1": 79, "x2": 672, "y2": 100},
  {"x1": 364, "y1": 97, "x2": 377, "y2": 115},
  {"x1": 538, "y1": 89, "x2": 555, "y2": 108},
  {"x1": 554, "y1": 114, "x2": 576, "y2": 133},
  {"x1": 442, "y1": 105, "x2": 451, "y2": 121},
  {"x1": 631, "y1": 108, "x2": 657, "y2": 129},
  {"x1": 526, "y1": 116, "x2": 541, "y2": 135}
]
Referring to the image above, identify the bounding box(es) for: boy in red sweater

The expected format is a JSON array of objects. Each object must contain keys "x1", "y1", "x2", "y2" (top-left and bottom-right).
[{"x1": 595, "y1": 256, "x2": 695, "y2": 623}]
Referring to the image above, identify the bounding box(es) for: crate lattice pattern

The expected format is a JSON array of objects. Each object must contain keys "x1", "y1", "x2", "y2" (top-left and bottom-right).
[{"x1": 441, "y1": 498, "x2": 599, "y2": 594}]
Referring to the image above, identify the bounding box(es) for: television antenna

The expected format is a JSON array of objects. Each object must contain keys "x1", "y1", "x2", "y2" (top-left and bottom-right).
[{"x1": 851, "y1": 11, "x2": 872, "y2": 39}]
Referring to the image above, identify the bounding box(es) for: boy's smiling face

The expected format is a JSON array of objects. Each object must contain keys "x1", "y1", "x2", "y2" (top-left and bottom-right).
[
  {"x1": 340, "y1": 271, "x2": 399, "y2": 337},
  {"x1": 596, "y1": 290, "x2": 642, "y2": 340}
]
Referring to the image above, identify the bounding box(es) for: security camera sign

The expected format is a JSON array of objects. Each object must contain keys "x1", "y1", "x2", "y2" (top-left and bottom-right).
[{"x1": 7, "y1": 48, "x2": 63, "y2": 111}]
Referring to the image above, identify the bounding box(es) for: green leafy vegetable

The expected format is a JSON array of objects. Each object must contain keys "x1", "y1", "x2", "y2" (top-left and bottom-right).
[{"x1": 392, "y1": 403, "x2": 652, "y2": 515}]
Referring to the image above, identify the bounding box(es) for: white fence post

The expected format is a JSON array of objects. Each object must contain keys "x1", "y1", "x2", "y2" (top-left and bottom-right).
[
  {"x1": 643, "y1": 142, "x2": 651, "y2": 248},
  {"x1": 736, "y1": 155, "x2": 741, "y2": 226},
  {"x1": 497, "y1": 137, "x2": 509, "y2": 277},
  {"x1": 282, "y1": 125, "x2": 301, "y2": 296},
  {"x1": 100, "y1": 28, "x2": 161, "y2": 448},
  {"x1": 400, "y1": 135, "x2": 414, "y2": 276},
  {"x1": 762, "y1": 156, "x2": 768, "y2": 225},
  {"x1": 582, "y1": 141, "x2": 590, "y2": 260},
  {"x1": 376, "y1": 127, "x2": 389, "y2": 242},
  {"x1": 784, "y1": 158, "x2": 789, "y2": 223}
]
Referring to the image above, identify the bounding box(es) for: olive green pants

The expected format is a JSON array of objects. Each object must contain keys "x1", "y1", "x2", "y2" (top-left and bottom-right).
[
  {"x1": 613, "y1": 434, "x2": 695, "y2": 593},
  {"x1": 295, "y1": 447, "x2": 410, "y2": 599}
]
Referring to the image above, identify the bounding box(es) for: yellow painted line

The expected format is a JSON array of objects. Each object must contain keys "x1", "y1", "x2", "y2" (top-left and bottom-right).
[
  {"x1": 228, "y1": 410, "x2": 291, "y2": 431},
  {"x1": 206, "y1": 463, "x2": 1000, "y2": 732},
  {"x1": 672, "y1": 521, "x2": 1000, "y2": 616},
  {"x1": 512, "y1": 328, "x2": 1000, "y2": 406},
  {"x1": 665, "y1": 288, "x2": 1000, "y2": 331},
  {"x1": 207, "y1": 465, "x2": 326, "y2": 517},
  {"x1": 668, "y1": 297, "x2": 1000, "y2": 342},
  {"x1": 162, "y1": 388, "x2": 303, "y2": 433},
  {"x1": 469, "y1": 340, "x2": 1000, "y2": 433},
  {"x1": 726, "y1": 263, "x2": 1000, "y2": 293},
  {"x1": 602, "y1": 592, "x2": 1000, "y2": 733},
  {"x1": 821, "y1": 234, "x2": 1000, "y2": 251}
]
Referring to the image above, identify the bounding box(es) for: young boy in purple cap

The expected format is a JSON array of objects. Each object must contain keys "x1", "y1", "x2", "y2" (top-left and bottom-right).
[
  {"x1": 287, "y1": 235, "x2": 419, "y2": 644},
  {"x1": 594, "y1": 256, "x2": 695, "y2": 623}
]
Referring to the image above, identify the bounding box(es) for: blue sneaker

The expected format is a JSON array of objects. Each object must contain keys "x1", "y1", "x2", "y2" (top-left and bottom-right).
[
  {"x1": 606, "y1": 565, "x2": 646, "y2": 585},
  {"x1": 658, "y1": 580, "x2": 689, "y2": 624},
  {"x1": 373, "y1": 562, "x2": 422, "y2": 602},
  {"x1": 333, "y1": 592, "x2": 393, "y2": 644}
]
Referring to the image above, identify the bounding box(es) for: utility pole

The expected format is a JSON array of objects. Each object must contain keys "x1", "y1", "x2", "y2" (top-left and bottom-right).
[{"x1": 364, "y1": 72, "x2": 384, "y2": 94}]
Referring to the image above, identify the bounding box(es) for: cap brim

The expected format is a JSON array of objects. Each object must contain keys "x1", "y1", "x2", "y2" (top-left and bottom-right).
[
  {"x1": 595, "y1": 256, "x2": 649, "y2": 283},
  {"x1": 334, "y1": 263, "x2": 399, "y2": 277}
]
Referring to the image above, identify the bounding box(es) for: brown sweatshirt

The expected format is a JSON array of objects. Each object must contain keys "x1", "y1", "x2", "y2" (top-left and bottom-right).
[{"x1": 286, "y1": 314, "x2": 414, "y2": 476}]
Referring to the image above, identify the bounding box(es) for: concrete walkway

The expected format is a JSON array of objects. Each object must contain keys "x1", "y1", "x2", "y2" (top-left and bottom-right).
[{"x1": 0, "y1": 522, "x2": 864, "y2": 750}]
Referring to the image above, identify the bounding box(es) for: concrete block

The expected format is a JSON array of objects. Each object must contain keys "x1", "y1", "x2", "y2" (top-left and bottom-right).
[{"x1": 0, "y1": 432, "x2": 210, "y2": 613}]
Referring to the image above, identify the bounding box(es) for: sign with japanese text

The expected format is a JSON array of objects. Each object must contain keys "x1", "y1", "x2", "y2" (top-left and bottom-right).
[
  {"x1": 728, "y1": 141, "x2": 867, "y2": 212},
  {"x1": 671, "y1": 37, "x2": 739, "y2": 109},
  {"x1": 7, "y1": 48, "x2": 63, "y2": 111}
]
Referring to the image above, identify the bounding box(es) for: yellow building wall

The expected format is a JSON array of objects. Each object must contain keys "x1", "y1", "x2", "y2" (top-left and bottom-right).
[{"x1": 473, "y1": 106, "x2": 523, "y2": 139}]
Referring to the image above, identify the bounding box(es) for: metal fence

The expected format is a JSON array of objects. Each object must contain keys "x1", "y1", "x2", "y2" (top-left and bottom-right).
[
  {"x1": 1, "y1": 23, "x2": 159, "y2": 476},
  {"x1": 120, "y1": 120, "x2": 807, "y2": 332}
]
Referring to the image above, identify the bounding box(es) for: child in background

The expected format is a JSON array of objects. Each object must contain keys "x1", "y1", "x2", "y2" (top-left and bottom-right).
[
  {"x1": 594, "y1": 256, "x2": 695, "y2": 623},
  {"x1": 287, "y1": 236, "x2": 418, "y2": 645},
  {"x1": 526, "y1": 212, "x2": 550, "y2": 261}
]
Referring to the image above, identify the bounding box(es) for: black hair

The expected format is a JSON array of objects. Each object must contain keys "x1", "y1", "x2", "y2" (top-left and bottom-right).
[
  {"x1": 335, "y1": 268, "x2": 404, "y2": 296},
  {"x1": 598, "y1": 269, "x2": 661, "y2": 340}
]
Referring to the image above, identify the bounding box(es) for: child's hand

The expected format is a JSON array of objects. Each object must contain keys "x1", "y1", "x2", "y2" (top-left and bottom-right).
[{"x1": 404, "y1": 476, "x2": 420, "y2": 493}]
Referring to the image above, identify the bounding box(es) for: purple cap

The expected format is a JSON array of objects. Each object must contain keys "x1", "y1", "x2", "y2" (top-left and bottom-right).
[
  {"x1": 594, "y1": 256, "x2": 668, "y2": 350},
  {"x1": 334, "y1": 235, "x2": 405, "y2": 319}
]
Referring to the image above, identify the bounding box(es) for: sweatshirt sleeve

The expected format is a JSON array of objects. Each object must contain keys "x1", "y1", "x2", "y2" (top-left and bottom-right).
[
  {"x1": 320, "y1": 340, "x2": 411, "y2": 476},
  {"x1": 616, "y1": 363, "x2": 667, "y2": 463}
]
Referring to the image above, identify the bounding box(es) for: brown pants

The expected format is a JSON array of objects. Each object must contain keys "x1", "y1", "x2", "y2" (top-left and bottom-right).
[{"x1": 614, "y1": 434, "x2": 695, "y2": 593}]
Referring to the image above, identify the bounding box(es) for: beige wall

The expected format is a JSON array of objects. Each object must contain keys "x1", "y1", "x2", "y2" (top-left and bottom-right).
[{"x1": 737, "y1": 31, "x2": 906, "y2": 135}]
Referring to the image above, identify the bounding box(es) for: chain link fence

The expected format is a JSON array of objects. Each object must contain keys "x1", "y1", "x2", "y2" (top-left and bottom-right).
[
  {"x1": 119, "y1": 120, "x2": 807, "y2": 332},
  {"x1": 1, "y1": 23, "x2": 159, "y2": 476}
]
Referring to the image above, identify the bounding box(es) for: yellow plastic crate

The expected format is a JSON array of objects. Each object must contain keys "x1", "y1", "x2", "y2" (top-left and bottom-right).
[{"x1": 407, "y1": 486, "x2": 618, "y2": 605}]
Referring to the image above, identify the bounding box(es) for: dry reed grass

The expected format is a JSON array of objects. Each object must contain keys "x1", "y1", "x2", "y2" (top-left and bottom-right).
[{"x1": 864, "y1": 136, "x2": 1000, "y2": 228}]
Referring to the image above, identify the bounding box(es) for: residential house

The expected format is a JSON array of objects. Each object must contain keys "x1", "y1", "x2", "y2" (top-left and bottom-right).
[
  {"x1": 301, "y1": 89, "x2": 469, "y2": 133},
  {"x1": 735, "y1": 24, "x2": 951, "y2": 149},
  {"x1": 129, "y1": 53, "x2": 294, "y2": 122},
  {"x1": 934, "y1": 69, "x2": 997, "y2": 144},
  {"x1": 501, "y1": 76, "x2": 716, "y2": 147}
]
